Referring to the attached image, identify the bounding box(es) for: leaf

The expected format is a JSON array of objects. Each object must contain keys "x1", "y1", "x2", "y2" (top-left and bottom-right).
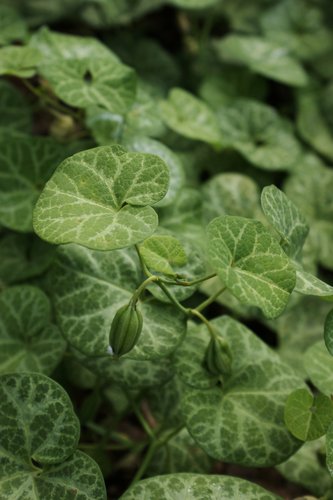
[
  {"x1": 33, "y1": 145, "x2": 169, "y2": 250},
  {"x1": 123, "y1": 136, "x2": 184, "y2": 207},
  {"x1": 304, "y1": 341, "x2": 333, "y2": 396},
  {"x1": 160, "y1": 88, "x2": 222, "y2": 147},
  {"x1": 326, "y1": 422, "x2": 333, "y2": 477},
  {"x1": 168, "y1": 0, "x2": 219, "y2": 7},
  {"x1": 0, "y1": 135, "x2": 69, "y2": 232},
  {"x1": 325, "y1": 309, "x2": 333, "y2": 356},
  {"x1": 0, "y1": 372, "x2": 106, "y2": 499},
  {"x1": 0, "y1": 5, "x2": 27, "y2": 45},
  {"x1": 214, "y1": 35, "x2": 308, "y2": 87},
  {"x1": 50, "y1": 244, "x2": 186, "y2": 358},
  {"x1": 0, "y1": 46, "x2": 41, "y2": 78},
  {"x1": 120, "y1": 473, "x2": 280, "y2": 500},
  {"x1": 202, "y1": 173, "x2": 261, "y2": 223},
  {"x1": 0, "y1": 233, "x2": 55, "y2": 285},
  {"x1": 175, "y1": 317, "x2": 303, "y2": 466},
  {"x1": 216, "y1": 100, "x2": 301, "y2": 170},
  {"x1": 147, "y1": 428, "x2": 211, "y2": 476},
  {"x1": 261, "y1": 185, "x2": 309, "y2": 259},
  {"x1": 0, "y1": 285, "x2": 66, "y2": 374},
  {"x1": 295, "y1": 269, "x2": 333, "y2": 297},
  {"x1": 277, "y1": 439, "x2": 332, "y2": 497},
  {"x1": 41, "y1": 56, "x2": 136, "y2": 115},
  {"x1": 284, "y1": 388, "x2": 333, "y2": 441},
  {"x1": 207, "y1": 215, "x2": 296, "y2": 318},
  {"x1": 139, "y1": 235, "x2": 187, "y2": 275},
  {"x1": 0, "y1": 81, "x2": 32, "y2": 134}
]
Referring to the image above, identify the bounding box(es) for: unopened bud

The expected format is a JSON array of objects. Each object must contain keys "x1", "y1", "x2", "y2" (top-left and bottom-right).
[
  {"x1": 205, "y1": 336, "x2": 232, "y2": 379},
  {"x1": 109, "y1": 303, "x2": 143, "y2": 357}
]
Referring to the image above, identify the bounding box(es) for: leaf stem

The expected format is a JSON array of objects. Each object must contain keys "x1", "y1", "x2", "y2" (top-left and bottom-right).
[
  {"x1": 155, "y1": 280, "x2": 190, "y2": 315},
  {"x1": 131, "y1": 275, "x2": 158, "y2": 304},
  {"x1": 190, "y1": 309, "x2": 217, "y2": 339},
  {"x1": 195, "y1": 286, "x2": 226, "y2": 313},
  {"x1": 160, "y1": 272, "x2": 217, "y2": 287}
]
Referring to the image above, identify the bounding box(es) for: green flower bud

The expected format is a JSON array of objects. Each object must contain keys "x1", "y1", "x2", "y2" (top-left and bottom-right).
[
  {"x1": 108, "y1": 302, "x2": 143, "y2": 357},
  {"x1": 205, "y1": 336, "x2": 232, "y2": 379}
]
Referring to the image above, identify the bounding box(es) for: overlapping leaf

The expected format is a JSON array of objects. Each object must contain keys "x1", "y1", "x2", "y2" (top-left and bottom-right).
[
  {"x1": 0, "y1": 46, "x2": 41, "y2": 78},
  {"x1": 0, "y1": 5, "x2": 27, "y2": 45},
  {"x1": 33, "y1": 145, "x2": 169, "y2": 250}
]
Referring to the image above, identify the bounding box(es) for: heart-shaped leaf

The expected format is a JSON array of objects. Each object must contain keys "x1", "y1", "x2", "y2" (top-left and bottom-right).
[
  {"x1": 285, "y1": 388, "x2": 333, "y2": 441},
  {"x1": 139, "y1": 234, "x2": 187, "y2": 275},
  {"x1": 0, "y1": 372, "x2": 106, "y2": 499},
  {"x1": 0, "y1": 285, "x2": 66, "y2": 374},
  {"x1": 50, "y1": 244, "x2": 186, "y2": 358},
  {"x1": 208, "y1": 215, "x2": 296, "y2": 318},
  {"x1": 33, "y1": 145, "x2": 169, "y2": 250},
  {"x1": 175, "y1": 316, "x2": 303, "y2": 466},
  {"x1": 120, "y1": 473, "x2": 280, "y2": 499}
]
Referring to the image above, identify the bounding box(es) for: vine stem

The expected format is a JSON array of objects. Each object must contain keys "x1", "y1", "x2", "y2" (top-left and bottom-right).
[
  {"x1": 195, "y1": 286, "x2": 226, "y2": 313},
  {"x1": 190, "y1": 309, "x2": 217, "y2": 339}
]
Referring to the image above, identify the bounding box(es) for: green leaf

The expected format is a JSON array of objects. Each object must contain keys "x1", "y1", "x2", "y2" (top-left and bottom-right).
[
  {"x1": 147, "y1": 428, "x2": 211, "y2": 476},
  {"x1": 285, "y1": 388, "x2": 333, "y2": 441},
  {"x1": 202, "y1": 173, "x2": 261, "y2": 223},
  {"x1": 160, "y1": 88, "x2": 222, "y2": 147},
  {"x1": 33, "y1": 145, "x2": 169, "y2": 250},
  {"x1": 50, "y1": 244, "x2": 186, "y2": 358},
  {"x1": 216, "y1": 100, "x2": 301, "y2": 170},
  {"x1": 277, "y1": 439, "x2": 332, "y2": 497},
  {"x1": 295, "y1": 268, "x2": 333, "y2": 297},
  {"x1": 0, "y1": 372, "x2": 106, "y2": 500},
  {"x1": 139, "y1": 235, "x2": 187, "y2": 275},
  {"x1": 168, "y1": 0, "x2": 219, "y2": 7},
  {"x1": 121, "y1": 473, "x2": 280, "y2": 499},
  {"x1": 325, "y1": 309, "x2": 333, "y2": 356},
  {"x1": 175, "y1": 317, "x2": 303, "y2": 466},
  {"x1": 0, "y1": 46, "x2": 41, "y2": 78},
  {"x1": 41, "y1": 57, "x2": 136, "y2": 115},
  {"x1": 0, "y1": 233, "x2": 55, "y2": 285},
  {"x1": 0, "y1": 81, "x2": 32, "y2": 134},
  {"x1": 0, "y1": 135, "x2": 69, "y2": 232},
  {"x1": 214, "y1": 35, "x2": 308, "y2": 87},
  {"x1": 261, "y1": 185, "x2": 309, "y2": 259},
  {"x1": 0, "y1": 5, "x2": 27, "y2": 45},
  {"x1": 207, "y1": 215, "x2": 296, "y2": 318},
  {"x1": 0, "y1": 285, "x2": 66, "y2": 374},
  {"x1": 304, "y1": 341, "x2": 333, "y2": 396},
  {"x1": 326, "y1": 422, "x2": 333, "y2": 477}
]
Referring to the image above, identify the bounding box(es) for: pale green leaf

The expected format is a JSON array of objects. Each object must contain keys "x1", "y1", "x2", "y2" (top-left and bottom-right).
[
  {"x1": 120, "y1": 473, "x2": 280, "y2": 500},
  {"x1": 208, "y1": 215, "x2": 296, "y2": 318},
  {"x1": 41, "y1": 57, "x2": 136, "y2": 115},
  {"x1": 285, "y1": 388, "x2": 333, "y2": 441},
  {"x1": 50, "y1": 244, "x2": 186, "y2": 359},
  {"x1": 139, "y1": 235, "x2": 187, "y2": 275},
  {"x1": 175, "y1": 317, "x2": 303, "y2": 466},
  {"x1": 261, "y1": 185, "x2": 309, "y2": 259},
  {"x1": 295, "y1": 268, "x2": 333, "y2": 297},
  {"x1": 216, "y1": 100, "x2": 301, "y2": 170},
  {"x1": 214, "y1": 35, "x2": 308, "y2": 87},
  {"x1": 325, "y1": 309, "x2": 333, "y2": 356},
  {"x1": 0, "y1": 135, "x2": 69, "y2": 232},
  {"x1": 0, "y1": 46, "x2": 41, "y2": 78},
  {"x1": 33, "y1": 145, "x2": 169, "y2": 250},
  {"x1": 0, "y1": 285, "x2": 66, "y2": 374},
  {"x1": 0, "y1": 5, "x2": 27, "y2": 45},
  {"x1": 160, "y1": 88, "x2": 222, "y2": 147},
  {"x1": 304, "y1": 341, "x2": 333, "y2": 396},
  {"x1": 277, "y1": 439, "x2": 332, "y2": 497},
  {"x1": 0, "y1": 81, "x2": 32, "y2": 134}
]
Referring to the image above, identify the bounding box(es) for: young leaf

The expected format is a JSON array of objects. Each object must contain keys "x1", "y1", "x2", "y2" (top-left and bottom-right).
[
  {"x1": 304, "y1": 341, "x2": 333, "y2": 396},
  {"x1": 207, "y1": 215, "x2": 296, "y2": 318},
  {"x1": 0, "y1": 372, "x2": 106, "y2": 499},
  {"x1": 214, "y1": 35, "x2": 308, "y2": 87},
  {"x1": 0, "y1": 285, "x2": 66, "y2": 374},
  {"x1": 284, "y1": 388, "x2": 333, "y2": 441},
  {"x1": 120, "y1": 473, "x2": 280, "y2": 500},
  {"x1": 261, "y1": 185, "x2": 309, "y2": 259},
  {"x1": 33, "y1": 145, "x2": 169, "y2": 250},
  {"x1": 160, "y1": 88, "x2": 223, "y2": 148},
  {"x1": 175, "y1": 317, "x2": 303, "y2": 466},
  {"x1": 0, "y1": 46, "x2": 41, "y2": 78},
  {"x1": 139, "y1": 234, "x2": 187, "y2": 275},
  {"x1": 50, "y1": 245, "x2": 186, "y2": 358},
  {"x1": 0, "y1": 135, "x2": 69, "y2": 232},
  {"x1": 216, "y1": 100, "x2": 301, "y2": 170}
]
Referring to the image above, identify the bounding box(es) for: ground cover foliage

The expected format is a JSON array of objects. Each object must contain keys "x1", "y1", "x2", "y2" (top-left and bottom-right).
[{"x1": 1, "y1": 0, "x2": 333, "y2": 498}]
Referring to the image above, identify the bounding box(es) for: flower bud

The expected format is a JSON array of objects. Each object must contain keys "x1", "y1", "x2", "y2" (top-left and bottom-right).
[
  {"x1": 109, "y1": 303, "x2": 143, "y2": 357},
  {"x1": 205, "y1": 336, "x2": 232, "y2": 379}
]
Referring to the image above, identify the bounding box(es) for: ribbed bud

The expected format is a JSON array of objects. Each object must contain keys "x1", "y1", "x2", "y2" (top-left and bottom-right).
[
  {"x1": 109, "y1": 303, "x2": 143, "y2": 357},
  {"x1": 205, "y1": 336, "x2": 232, "y2": 379}
]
